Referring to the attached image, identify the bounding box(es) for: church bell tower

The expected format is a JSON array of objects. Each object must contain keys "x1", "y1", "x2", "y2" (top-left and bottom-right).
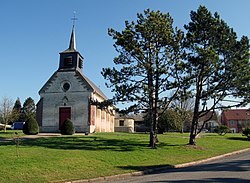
[{"x1": 58, "y1": 26, "x2": 84, "y2": 73}]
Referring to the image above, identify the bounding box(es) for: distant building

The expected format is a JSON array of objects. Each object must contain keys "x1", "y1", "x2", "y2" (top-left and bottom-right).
[
  {"x1": 221, "y1": 109, "x2": 250, "y2": 133},
  {"x1": 36, "y1": 26, "x2": 115, "y2": 133},
  {"x1": 114, "y1": 114, "x2": 134, "y2": 133},
  {"x1": 198, "y1": 111, "x2": 219, "y2": 132},
  {"x1": 133, "y1": 113, "x2": 149, "y2": 132}
]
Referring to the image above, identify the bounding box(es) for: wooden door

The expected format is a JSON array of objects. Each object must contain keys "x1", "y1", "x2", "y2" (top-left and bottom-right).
[{"x1": 59, "y1": 107, "x2": 71, "y2": 130}]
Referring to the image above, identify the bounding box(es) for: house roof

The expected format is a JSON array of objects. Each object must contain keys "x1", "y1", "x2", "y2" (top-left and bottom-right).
[
  {"x1": 199, "y1": 111, "x2": 218, "y2": 122},
  {"x1": 115, "y1": 113, "x2": 146, "y2": 121},
  {"x1": 222, "y1": 109, "x2": 250, "y2": 120}
]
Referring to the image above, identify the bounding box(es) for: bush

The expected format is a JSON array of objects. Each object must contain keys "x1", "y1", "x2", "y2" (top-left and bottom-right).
[
  {"x1": 242, "y1": 127, "x2": 250, "y2": 141},
  {"x1": 214, "y1": 125, "x2": 230, "y2": 136},
  {"x1": 23, "y1": 117, "x2": 39, "y2": 135},
  {"x1": 61, "y1": 119, "x2": 75, "y2": 135}
]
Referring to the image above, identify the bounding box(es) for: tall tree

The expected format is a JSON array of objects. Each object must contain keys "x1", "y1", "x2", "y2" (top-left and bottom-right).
[
  {"x1": 0, "y1": 97, "x2": 15, "y2": 132},
  {"x1": 102, "y1": 9, "x2": 184, "y2": 148},
  {"x1": 184, "y1": 6, "x2": 250, "y2": 145},
  {"x1": 13, "y1": 98, "x2": 22, "y2": 111},
  {"x1": 23, "y1": 97, "x2": 36, "y2": 121},
  {"x1": 12, "y1": 97, "x2": 23, "y2": 122}
]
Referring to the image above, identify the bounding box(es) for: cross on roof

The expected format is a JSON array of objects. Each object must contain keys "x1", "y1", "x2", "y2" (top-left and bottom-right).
[{"x1": 71, "y1": 11, "x2": 78, "y2": 27}]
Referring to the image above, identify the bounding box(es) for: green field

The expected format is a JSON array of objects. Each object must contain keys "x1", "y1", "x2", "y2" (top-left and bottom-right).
[{"x1": 0, "y1": 131, "x2": 249, "y2": 183}]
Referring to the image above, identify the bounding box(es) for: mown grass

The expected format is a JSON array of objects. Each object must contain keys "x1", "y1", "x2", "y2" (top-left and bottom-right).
[
  {"x1": 0, "y1": 131, "x2": 249, "y2": 183},
  {"x1": 0, "y1": 130, "x2": 24, "y2": 138}
]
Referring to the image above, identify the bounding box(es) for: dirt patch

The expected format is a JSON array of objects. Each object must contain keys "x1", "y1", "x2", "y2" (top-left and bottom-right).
[
  {"x1": 21, "y1": 133, "x2": 62, "y2": 139},
  {"x1": 185, "y1": 144, "x2": 206, "y2": 150}
]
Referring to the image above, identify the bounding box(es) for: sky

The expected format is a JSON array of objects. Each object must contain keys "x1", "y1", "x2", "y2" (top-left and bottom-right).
[{"x1": 0, "y1": 0, "x2": 249, "y2": 107}]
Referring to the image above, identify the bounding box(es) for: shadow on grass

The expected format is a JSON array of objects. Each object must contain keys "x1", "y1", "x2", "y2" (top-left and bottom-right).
[
  {"x1": 1, "y1": 136, "x2": 175, "y2": 152},
  {"x1": 227, "y1": 136, "x2": 248, "y2": 141},
  {"x1": 0, "y1": 135, "x2": 186, "y2": 151}
]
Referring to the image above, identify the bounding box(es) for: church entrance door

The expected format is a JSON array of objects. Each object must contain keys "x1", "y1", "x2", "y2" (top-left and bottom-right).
[{"x1": 59, "y1": 107, "x2": 71, "y2": 130}]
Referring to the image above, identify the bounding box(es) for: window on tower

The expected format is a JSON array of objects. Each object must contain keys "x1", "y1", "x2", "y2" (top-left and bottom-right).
[
  {"x1": 64, "y1": 56, "x2": 73, "y2": 67},
  {"x1": 79, "y1": 58, "x2": 83, "y2": 69}
]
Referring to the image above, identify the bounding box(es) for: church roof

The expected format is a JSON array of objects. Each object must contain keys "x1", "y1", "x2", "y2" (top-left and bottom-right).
[
  {"x1": 76, "y1": 70, "x2": 108, "y2": 100},
  {"x1": 38, "y1": 70, "x2": 107, "y2": 100}
]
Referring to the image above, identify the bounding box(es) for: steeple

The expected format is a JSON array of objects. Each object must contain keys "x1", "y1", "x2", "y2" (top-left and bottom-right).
[
  {"x1": 62, "y1": 26, "x2": 77, "y2": 53},
  {"x1": 58, "y1": 24, "x2": 84, "y2": 72},
  {"x1": 68, "y1": 26, "x2": 76, "y2": 51}
]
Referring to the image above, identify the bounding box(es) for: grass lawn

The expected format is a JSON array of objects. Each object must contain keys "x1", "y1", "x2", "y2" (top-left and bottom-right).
[{"x1": 0, "y1": 131, "x2": 249, "y2": 183}]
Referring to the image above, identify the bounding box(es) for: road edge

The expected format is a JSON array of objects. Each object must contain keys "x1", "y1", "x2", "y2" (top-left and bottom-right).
[{"x1": 68, "y1": 148, "x2": 250, "y2": 183}]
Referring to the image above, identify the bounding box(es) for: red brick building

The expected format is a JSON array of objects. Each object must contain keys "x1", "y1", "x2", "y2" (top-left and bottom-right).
[{"x1": 221, "y1": 109, "x2": 250, "y2": 133}]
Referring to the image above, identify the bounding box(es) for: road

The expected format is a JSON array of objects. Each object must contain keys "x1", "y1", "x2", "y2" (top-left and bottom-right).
[{"x1": 107, "y1": 150, "x2": 250, "y2": 183}]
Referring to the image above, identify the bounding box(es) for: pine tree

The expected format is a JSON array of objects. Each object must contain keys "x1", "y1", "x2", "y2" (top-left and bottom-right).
[
  {"x1": 12, "y1": 98, "x2": 23, "y2": 122},
  {"x1": 102, "y1": 9, "x2": 184, "y2": 148},
  {"x1": 184, "y1": 6, "x2": 250, "y2": 145},
  {"x1": 23, "y1": 97, "x2": 36, "y2": 121}
]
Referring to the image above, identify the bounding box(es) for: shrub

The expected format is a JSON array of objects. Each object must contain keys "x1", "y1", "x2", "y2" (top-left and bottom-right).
[
  {"x1": 61, "y1": 119, "x2": 75, "y2": 135},
  {"x1": 242, "y1": 127, "x2": 250, "y2": 141},
  {"x1": 23, "y1": 117, "x2": 39, "y2": 135},
  {"x1": 214, "y1": 125, "x2": 230, "y2": 136}
]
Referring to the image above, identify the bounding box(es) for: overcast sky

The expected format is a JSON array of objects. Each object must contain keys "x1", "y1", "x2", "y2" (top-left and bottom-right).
[{"x1": 0, "y1": 0, "x2": 249, "y2": 107}]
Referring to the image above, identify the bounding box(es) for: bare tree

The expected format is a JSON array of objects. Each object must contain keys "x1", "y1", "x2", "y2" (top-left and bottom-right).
[
  {"x1": 170, "y1": 90, "x2": 194, "y2": 133},
  {"x1": 0, "y1": 96, "x2": 16, "y2": 132}
]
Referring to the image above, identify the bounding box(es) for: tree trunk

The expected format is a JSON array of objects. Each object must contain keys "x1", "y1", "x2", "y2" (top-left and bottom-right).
[
  {"x1": 189, "y1": 113, "x2": 199, "y2": 145},
  {"x1": 148, "y1": 58, "x2": 156, "y2": 148},
  {"x1": 4, "y1": 123, "x2": 7, "y2": 133},
  {"x1": 180, "y1": 127, "x2": 183, "y2": 134},
  {"x1": 188, "y1": 75, "x2": 202, "y2": 145},
  {"x1": 149, "y1": 108, "x2": 156, "y2": 148},
  {"x1": 149, "y1": 131, "x2": 157, "y2": 148},
  {"x1": 152, "y1": 90, "x2": 159, "y2": 145},
  {"x1": 153, "y1": 53, "x2": 160, "y2": 144},
  {"x1": 189, "y1": 133, "x2": 196, "y2": 145}
]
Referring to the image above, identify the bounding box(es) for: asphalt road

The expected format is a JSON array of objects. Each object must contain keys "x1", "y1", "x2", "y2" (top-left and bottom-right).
[{"x1": 107, "y1": 149, "x2": 250, "y2": 183}]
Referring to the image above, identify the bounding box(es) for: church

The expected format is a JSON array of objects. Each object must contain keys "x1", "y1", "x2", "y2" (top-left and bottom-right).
[{"x1": 36, "y1": 26, "x2": 115, "y2": 133}]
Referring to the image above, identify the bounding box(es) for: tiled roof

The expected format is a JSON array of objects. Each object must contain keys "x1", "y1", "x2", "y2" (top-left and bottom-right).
[
  {"x1": 199, "y1": 111, "x2": 217, "y2": 122},
  {"x1": 222, "y1": 109, "x2": 250, "y2": 120}
]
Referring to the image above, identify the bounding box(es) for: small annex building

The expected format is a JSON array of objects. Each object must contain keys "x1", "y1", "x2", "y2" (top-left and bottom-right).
[
  {"x1": 36, "y1": 26, "x2": 115, "y2": 133},
  {"x1": 114, "y1": 114, "x2": 134, "y2": 133}
]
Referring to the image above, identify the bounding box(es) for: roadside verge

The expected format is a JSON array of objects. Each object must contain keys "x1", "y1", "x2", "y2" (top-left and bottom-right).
[{"x1": 68, "y1": 148, "x2": 250, "y2": 183}]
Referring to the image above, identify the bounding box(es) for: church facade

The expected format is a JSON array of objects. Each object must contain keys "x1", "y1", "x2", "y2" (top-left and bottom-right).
[{"x1": 36, "y1": 27, "x2": 115, "y2": 133}]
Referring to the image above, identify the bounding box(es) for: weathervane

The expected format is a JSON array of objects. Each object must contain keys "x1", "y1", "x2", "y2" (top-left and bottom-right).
[{"x1": 71, "y1": 11, "x2": 78, "y2": 27}]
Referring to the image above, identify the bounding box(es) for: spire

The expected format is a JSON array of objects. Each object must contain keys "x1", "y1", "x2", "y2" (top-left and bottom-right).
[
  {"x1": 59, "y1": 13, "x2": 84, "y2": 72},
  {"x1": 68, "y1": 26, "x2": 76, "y2": 50}
]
